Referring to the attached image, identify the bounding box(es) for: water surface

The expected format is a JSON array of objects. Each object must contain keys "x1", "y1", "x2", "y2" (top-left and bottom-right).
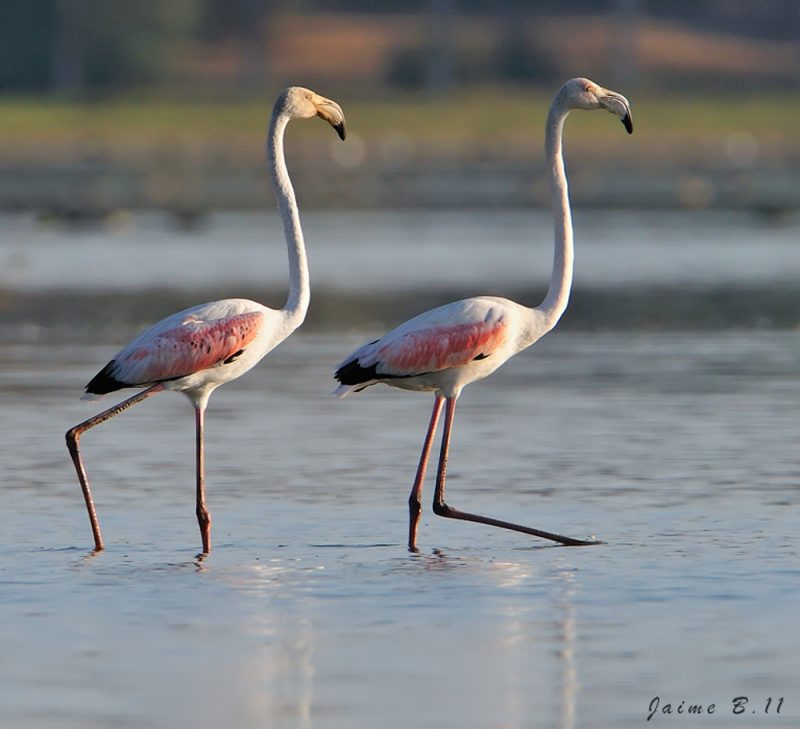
[{"x1": 1, "y1": 210, "x2": 799, "y2": 728}]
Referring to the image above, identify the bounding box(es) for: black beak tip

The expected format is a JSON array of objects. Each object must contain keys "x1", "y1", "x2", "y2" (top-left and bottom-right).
[
  {"x1": 622, "y1": 113, "x2": 633, "y2": 135},
  {"x1": 335, "y1": 122, "x2": 346, "y2": 141}
]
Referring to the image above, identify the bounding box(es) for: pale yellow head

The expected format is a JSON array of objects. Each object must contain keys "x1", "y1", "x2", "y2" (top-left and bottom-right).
[
  {"x1": 278, "y1": 86, "x2": 347, "y2": 140},
  {"x1": 561, "y1": 77, "x2": 633, "y2": 133}
]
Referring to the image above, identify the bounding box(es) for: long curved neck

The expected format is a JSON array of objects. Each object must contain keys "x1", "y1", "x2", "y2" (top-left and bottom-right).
[
  {"x1": 538, "y1": 92, "x2": 574, "y2": 329},
  {"x1": 267, "y1": 108, "x2": 309, "y2": 327}
]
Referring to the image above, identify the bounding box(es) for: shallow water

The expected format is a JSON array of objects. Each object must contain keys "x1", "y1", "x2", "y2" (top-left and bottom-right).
[
  {"x1": 2, "y1": 329, "x2": 799, "y2": 729},
  {"x1": 3, "y1": 208, "x2": 800, "y2": 295},
  {"x1": 1, "y1": 209, "x2": 799, "y2": 727}
]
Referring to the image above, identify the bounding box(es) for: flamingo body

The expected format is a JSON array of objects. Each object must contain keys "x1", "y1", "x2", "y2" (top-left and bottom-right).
[
  {"x1": 335, "y1": 296, "x2": 548, "y2": 398},
  {"x1": 66, "y1": 86, "x2": 346, "y2": 553},
  {"x1": 85, "y1": 300, "x2": 280, "y2": 398},
  {"x1": 334, "y1": 77, "x2": 633, "y2": 551}
]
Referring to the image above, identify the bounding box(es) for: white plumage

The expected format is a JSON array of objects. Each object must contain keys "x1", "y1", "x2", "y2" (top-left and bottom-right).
[
  {"x1": 66, "y1": 87, "x2": 346, "y2": 554},
  {"x1": 335, "y1": 78, "x2": 633, "y2": 551}
]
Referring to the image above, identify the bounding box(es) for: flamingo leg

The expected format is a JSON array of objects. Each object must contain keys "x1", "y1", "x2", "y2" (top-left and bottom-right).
[
  {"x1": 194, "y1": 405, "x2": 211, "y2": 553},
  {"x1": 407, "y1": 394, "x2": 445, "y2": 552},
  {"x1": 65, "y1": 383, "x2": 166, "y2": 552},
  {"x1": 431, "y1": 396, "x2": 601, "y2": 547}
]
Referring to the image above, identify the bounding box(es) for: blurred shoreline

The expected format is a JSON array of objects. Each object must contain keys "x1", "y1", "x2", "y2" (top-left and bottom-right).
[
  {"x1": 1, "y1": 89, "x2": 798, "y2": 218},
  {"x1": 2, "y1": 208, "x2": 798, "y2": 343},
  {"x1": 3, "y1": 285, "x2": 798, "y2": 347},
  {"x1": 3, "y1": 160, "x2": 799, "y2": 220}
]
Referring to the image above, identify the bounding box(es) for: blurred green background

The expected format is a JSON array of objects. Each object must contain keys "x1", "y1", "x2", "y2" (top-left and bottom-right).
[{"x1": 1, "y1": 0, "x2": 799, "y2": 217}]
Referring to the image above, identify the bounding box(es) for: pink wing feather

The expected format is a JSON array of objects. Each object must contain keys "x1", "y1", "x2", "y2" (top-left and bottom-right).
[
  {"x1": 334, "y1": 297, "x2": 515, "y2": 394},
  {"x1": 115, "y1": 310, "x2": 264, "y2": 385},
  {"x1": 376, "y1": 319, "x2": 507, "y2": 376}
]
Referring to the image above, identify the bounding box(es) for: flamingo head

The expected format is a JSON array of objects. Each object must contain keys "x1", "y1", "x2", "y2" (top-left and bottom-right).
[
  {"x1": 280, "y1": 86, "x2": 347, "y2": 140},
  {"x1": 563, "y1": 77, "x2": 633, "y2": 134}
]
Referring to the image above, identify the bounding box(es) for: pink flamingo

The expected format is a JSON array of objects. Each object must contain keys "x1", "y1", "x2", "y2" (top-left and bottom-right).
[
  {"x1": 66, "y1": 87, "x2": 346, "y2": 554},
  {"x1": 334, "y1": 78, "x2": 632, "y2": 551}
]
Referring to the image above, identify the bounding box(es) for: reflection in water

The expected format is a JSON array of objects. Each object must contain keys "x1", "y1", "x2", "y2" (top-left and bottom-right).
[
  {"x1": 244, "y1": 614, "x2": 315, "y2": 729},
  {"x1": 210, "y1": 560, "x2": 317, "y2": 728},
  {"x1": 212, "y1": 551, "x2": 584, "y2": 728},
  {"x1": 492, "y1": 560, "x2": 537, "y2": 729},
  {"x1": 490, "y1": 559, "x2": 578, "y2": 729},
  {"x1": 557, "y1": 567, "x2": 578, "y2": 729}
]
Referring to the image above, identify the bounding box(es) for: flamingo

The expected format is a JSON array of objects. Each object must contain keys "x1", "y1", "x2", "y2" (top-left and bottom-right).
[
  {"x1": 66, "y1": 87, "x2": 346, "y2": 554},
  {"x1": 334, "y1": 77, "x2": 632, "y2": 552}
]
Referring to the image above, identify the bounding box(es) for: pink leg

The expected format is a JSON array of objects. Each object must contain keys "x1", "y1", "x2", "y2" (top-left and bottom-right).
[
  {"x1": 65, "y1": 383, "x2": 166, "y2": 552},
  {"x1": 407, "y1": 394, "x2": 444, "y2": 552},
  {"x1": 431, "y1": 397, "x2": 601, "y2": 547},
  {"x1": 194, "y1": 405, "x2": 211, "y2": 553}
]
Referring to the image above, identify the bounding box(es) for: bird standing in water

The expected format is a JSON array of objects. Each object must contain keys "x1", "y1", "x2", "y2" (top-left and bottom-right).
[
  {"x1": 334, "y1": 78, "x2": 632, "y2": 551},
  {"x1": 66, "y1": 87, "x2": 346, "y2": 554}
]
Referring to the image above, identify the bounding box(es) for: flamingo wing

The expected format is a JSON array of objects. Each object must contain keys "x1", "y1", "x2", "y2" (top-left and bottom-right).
[
  {"x1": 336, "y1": 298, "x2": 509, "y2": 388},
  {"x1": 375, "y1": 318, "x2": 507, "y2": 375},
  {"x1": 87, "y1": 308, "x2": 265, "y2": 395}
]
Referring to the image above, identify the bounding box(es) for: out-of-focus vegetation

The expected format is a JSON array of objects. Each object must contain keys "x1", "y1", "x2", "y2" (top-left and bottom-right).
[
  {"x1": 0, "y1": 90, "x2": 796, "y2": 163},
  {"x1": 3, "y1": 1, "x2": 799, "y2": 97},
  {"x1": 0, "y1": 1, "x2": 197, "y2": 92},
  {"x1": 0, "y1": 1, "x2": 798, "y2": 213}
]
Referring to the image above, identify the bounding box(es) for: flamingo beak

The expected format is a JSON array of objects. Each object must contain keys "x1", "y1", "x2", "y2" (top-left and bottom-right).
[
  {"x1": 621, "y1": 112, "x2": 633, "y2": 134},
  {"x1": 599, "y1": 90, "x2": 633, "y2": 135},
  {"x1": 315, "y1": 98, "x2": 347, "y2": 141}
]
